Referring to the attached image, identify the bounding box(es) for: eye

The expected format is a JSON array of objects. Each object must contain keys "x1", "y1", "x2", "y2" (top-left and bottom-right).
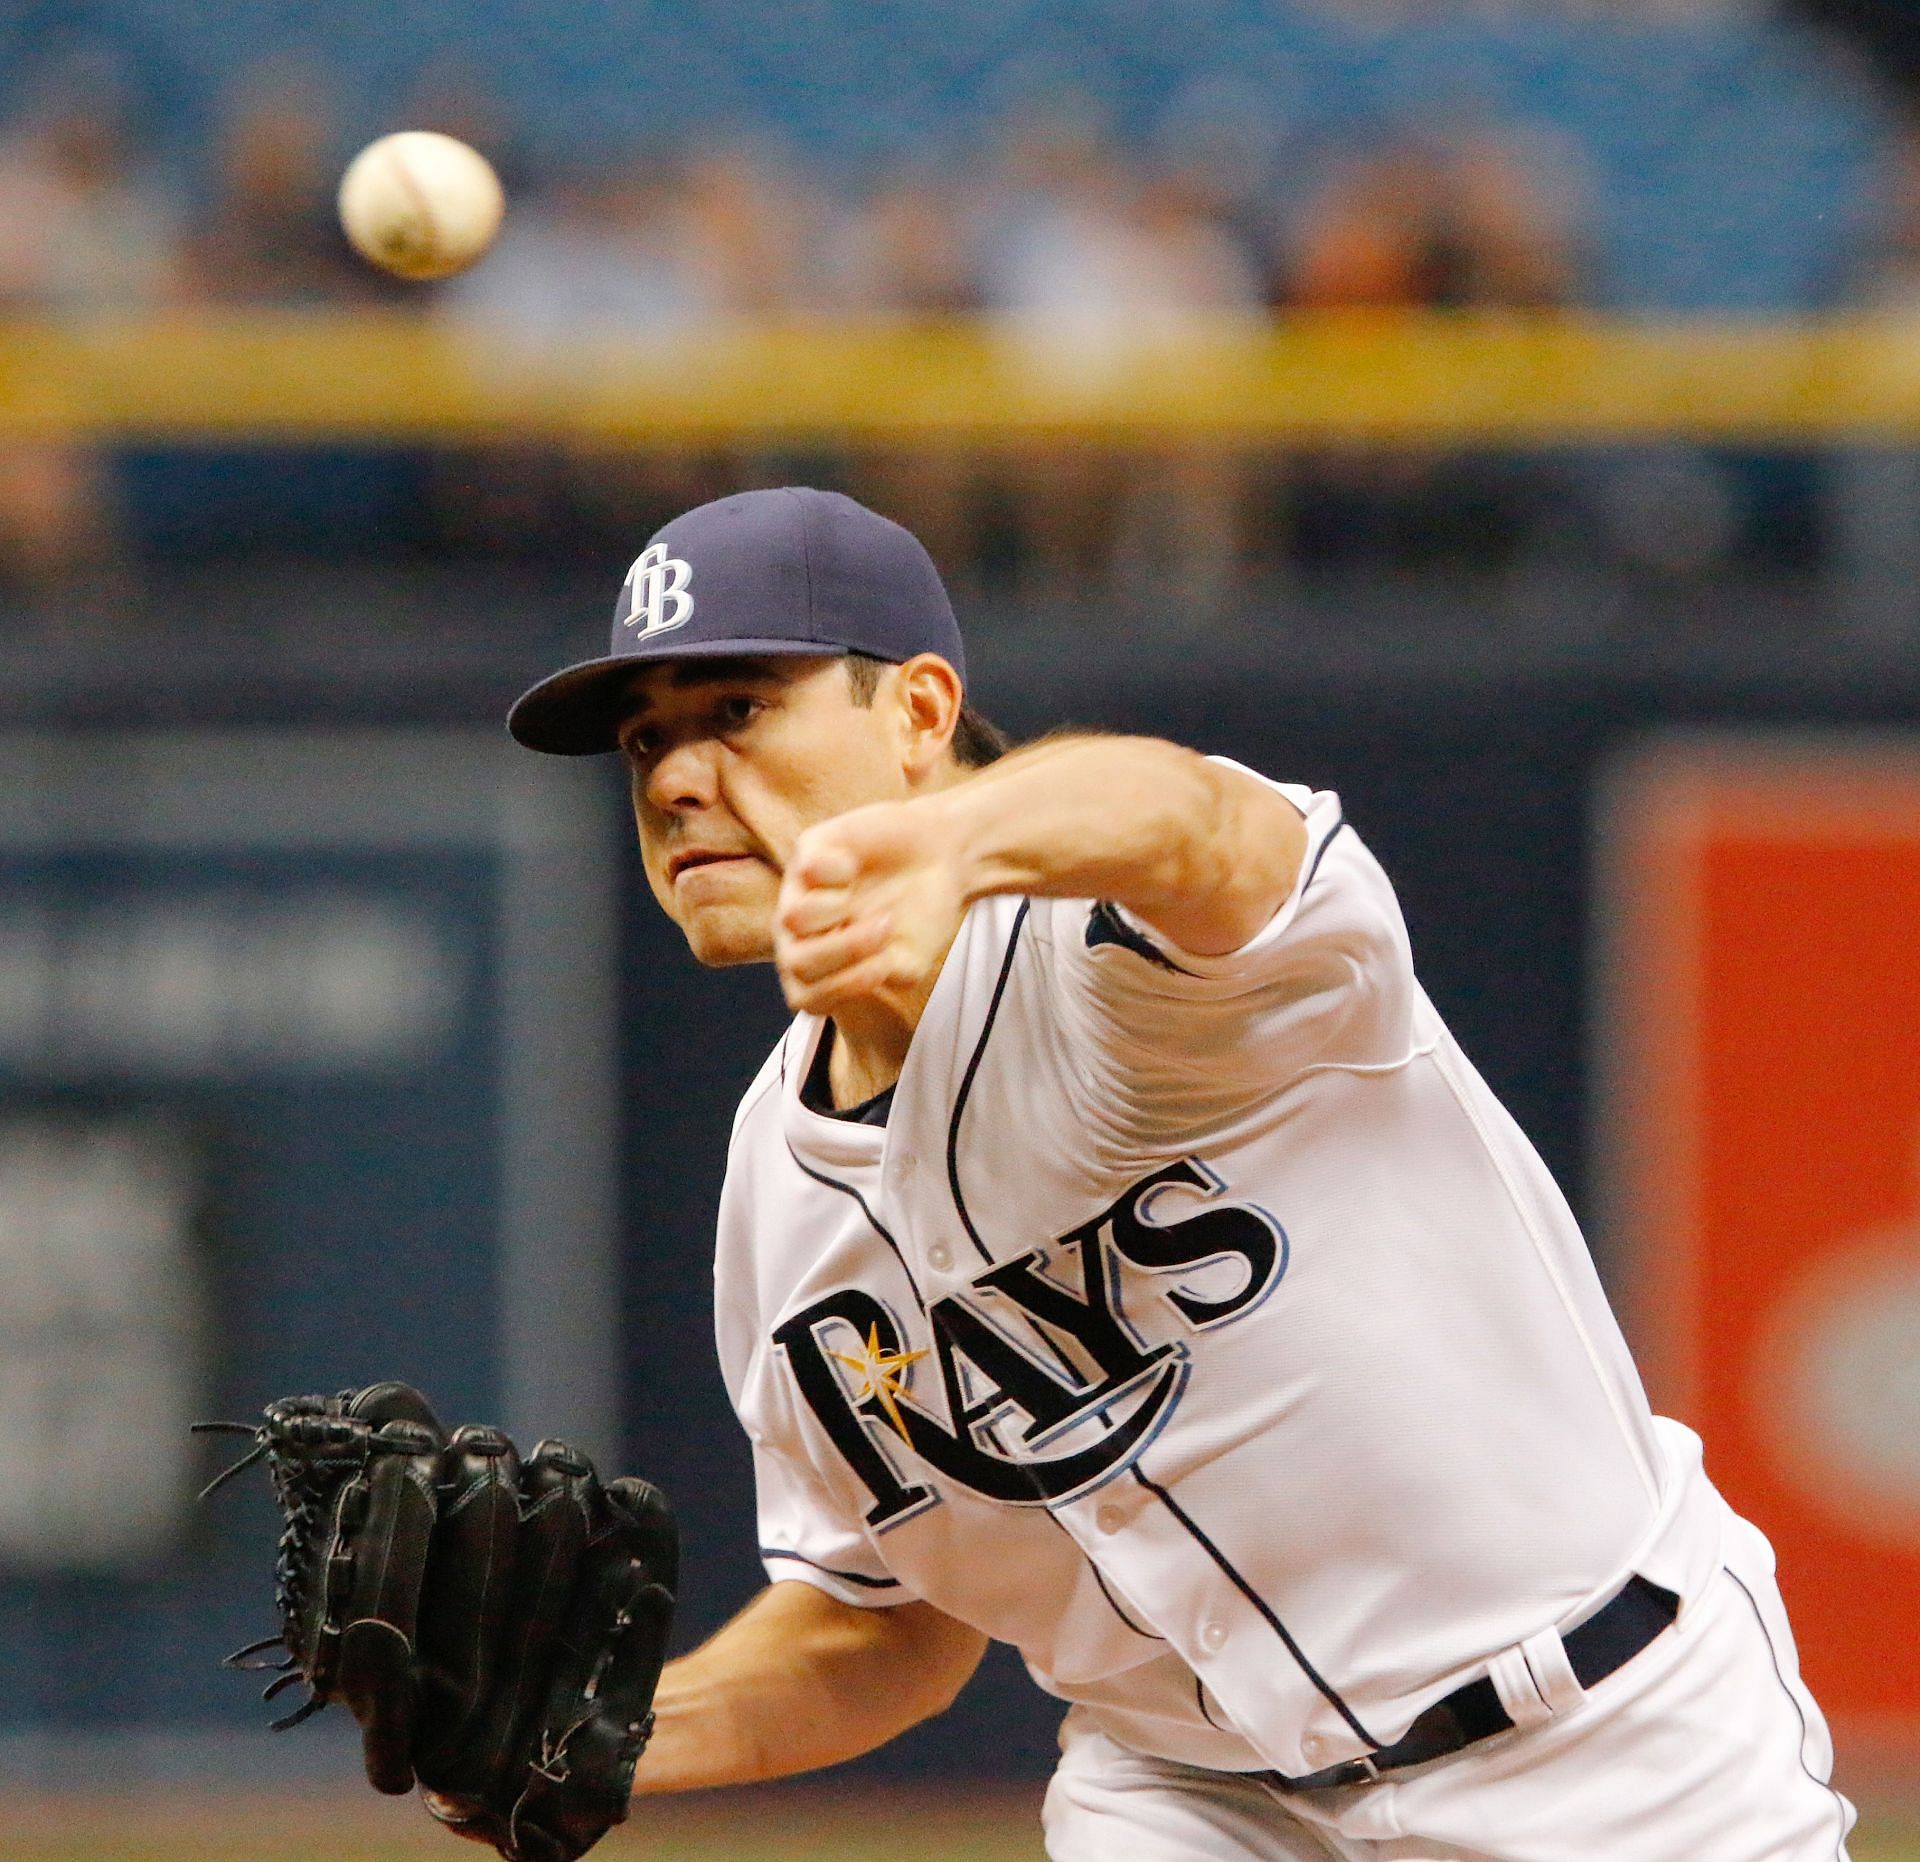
[
  {"x1": 620, "y1": 727, "x2": 660, "y2": 763},
  {"x1": 718, "y1": 694, "x2": 763, "y2": 730}
]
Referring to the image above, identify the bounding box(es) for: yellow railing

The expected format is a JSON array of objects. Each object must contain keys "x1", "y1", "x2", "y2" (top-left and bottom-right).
[{"x1": 6, "y1": 313, "x2": 1920, "y2": 442}]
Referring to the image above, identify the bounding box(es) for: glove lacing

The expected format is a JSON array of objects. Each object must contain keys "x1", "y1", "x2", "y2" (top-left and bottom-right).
[{"x1": 193, "y1": 1398, "x2": 424, "y2": 1732}]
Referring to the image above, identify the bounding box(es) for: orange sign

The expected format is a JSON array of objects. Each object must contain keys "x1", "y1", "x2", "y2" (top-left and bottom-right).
[{"x1": 1604, "y1": 735, "x2": 1920, "y2": 1777}]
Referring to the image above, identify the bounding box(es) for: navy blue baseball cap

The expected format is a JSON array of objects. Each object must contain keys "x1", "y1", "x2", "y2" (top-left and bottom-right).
[{"x1": 508, "y1": 486, "x2": 966, "y2": 755}]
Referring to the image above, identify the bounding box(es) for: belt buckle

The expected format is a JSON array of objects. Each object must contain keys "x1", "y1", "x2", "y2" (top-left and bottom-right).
[
  {"x1": 1260, "y1": 1750, "x2": 1384, "y2": 1796},
  {"x1": 1318, "y1": 1753, "x2": 1381, "y2": 1789}
]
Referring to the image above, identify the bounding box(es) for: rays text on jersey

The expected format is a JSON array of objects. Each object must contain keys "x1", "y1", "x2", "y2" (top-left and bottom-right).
[{"x1": 772, "y1": 1157, "x2": 1288, "y2": 1527}]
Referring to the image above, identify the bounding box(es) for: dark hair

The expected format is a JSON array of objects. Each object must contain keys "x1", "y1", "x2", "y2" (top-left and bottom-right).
[{"x1": 844, "y1": 652, "x2": 1011, "y2": 769}]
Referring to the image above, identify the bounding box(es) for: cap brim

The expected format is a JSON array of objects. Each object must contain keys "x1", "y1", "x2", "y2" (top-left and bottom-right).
[{"x1": 507, "y1": 638, "x2": 857, "y2": 756}]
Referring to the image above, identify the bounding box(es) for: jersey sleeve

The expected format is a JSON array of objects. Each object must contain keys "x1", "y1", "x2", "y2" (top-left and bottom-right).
[
  {"x1": 1037, "y1": 766, "x2": 1419, "y2": 1115},
  {"x1": 749, "y1": 1434, "x2": 916, "y2": 1608}
]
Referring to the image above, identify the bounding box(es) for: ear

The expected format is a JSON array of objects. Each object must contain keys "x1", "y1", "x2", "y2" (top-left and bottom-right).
[{"x1": 891, "y1": 654, "x2": 964, "y2": 785}]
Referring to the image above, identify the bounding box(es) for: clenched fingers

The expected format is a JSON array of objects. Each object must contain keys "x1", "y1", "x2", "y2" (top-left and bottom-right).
[
  {"x1": 787, "y1": 836, "x2": 859, "y2": 892},
  {"x1": 775, "y1": 877, "x2": 855, "y2": 942},
  {"x1": 778, "y1": 917, "x2": 896, "y2": 1010},
  {"x1": 782, "y1": 950, "x2": 903, "y2": 1014}
]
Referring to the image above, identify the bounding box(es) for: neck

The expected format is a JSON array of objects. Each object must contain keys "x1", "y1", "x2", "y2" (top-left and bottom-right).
[{"x1": 825, "y1": 963, "x2": 944, "y2": 1110}]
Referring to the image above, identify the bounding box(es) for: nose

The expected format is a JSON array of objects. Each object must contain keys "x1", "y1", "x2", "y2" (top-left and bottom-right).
[{"x1": 644, "y1": 734, "x2": 722, "y2": 816}]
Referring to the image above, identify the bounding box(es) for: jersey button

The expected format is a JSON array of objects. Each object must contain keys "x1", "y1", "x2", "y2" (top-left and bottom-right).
[
  {"x1": 1095, "y1": 1504, "x2": 1124, "y2": 1534},
  {"x1": 1201, "y1": 1619, "x2": 1228, "y2": 1652},
  {"x1": 1301, "y1": 1733, "x2": 1329, "y2": 1764},
  {"x1": 927, "y1": 1242, "x2": 953, "y2": 1272}
]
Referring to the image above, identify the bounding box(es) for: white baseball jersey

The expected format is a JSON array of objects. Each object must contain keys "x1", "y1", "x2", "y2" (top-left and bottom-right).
[{"x1": 713, "y1": 767, "x2": 1726, "y2": 1784}]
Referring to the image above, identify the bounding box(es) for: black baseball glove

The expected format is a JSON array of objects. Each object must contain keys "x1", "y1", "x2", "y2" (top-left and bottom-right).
[{"x1": 196, "y1": 1382, "x2": 677, "y2": 1862}]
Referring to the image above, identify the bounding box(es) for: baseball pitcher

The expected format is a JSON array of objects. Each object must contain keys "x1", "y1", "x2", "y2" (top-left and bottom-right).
[{"x1": 213, "y1": 485, "x2": 1854, "y2": 1860}]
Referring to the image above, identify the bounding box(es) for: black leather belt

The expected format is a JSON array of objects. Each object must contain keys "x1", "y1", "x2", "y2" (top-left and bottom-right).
[{"x1": 1266, "y1": 1575, "x2": 1680, "y2": 1794}]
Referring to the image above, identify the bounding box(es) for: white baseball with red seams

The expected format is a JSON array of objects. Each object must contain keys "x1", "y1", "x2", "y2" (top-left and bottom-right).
[
  {"x1": 337, "y1": 131, "x2": 503, "y2": 281},
  {"x1": 715, "y1": 766, "x2": 1857, "y2": 1859}
]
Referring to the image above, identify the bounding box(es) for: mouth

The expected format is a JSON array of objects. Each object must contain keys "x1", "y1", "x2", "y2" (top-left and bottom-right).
[{"x1": 667, "y1": 849, "x2": 755, "y2": 883}]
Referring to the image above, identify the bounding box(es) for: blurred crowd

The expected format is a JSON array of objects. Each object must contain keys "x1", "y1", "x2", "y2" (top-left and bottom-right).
[
  {"x1": 431, "y1": 99, "x2": 1589, "y2": 608},
  {"x1": 0, "y1": 61, "x2": 1904, "y2": 610}
]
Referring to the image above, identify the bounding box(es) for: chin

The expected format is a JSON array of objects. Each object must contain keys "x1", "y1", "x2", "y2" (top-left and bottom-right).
[{"x1": 679, "y1": 907, "x2": 776, "y2": 969}]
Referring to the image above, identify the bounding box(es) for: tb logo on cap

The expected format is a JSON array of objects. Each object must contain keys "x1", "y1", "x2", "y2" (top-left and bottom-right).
[{"x1": 620, "y1": 543, "x2": 695, "y2": 640}]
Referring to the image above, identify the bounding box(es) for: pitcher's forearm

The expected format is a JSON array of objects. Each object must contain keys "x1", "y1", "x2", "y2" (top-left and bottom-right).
[
  {"x1": 935, "y1": 734, "x2": 1307, "y2": 957},
  {"x1": 633, "y1": 1582, "x2": 987, "y2": 1794}
]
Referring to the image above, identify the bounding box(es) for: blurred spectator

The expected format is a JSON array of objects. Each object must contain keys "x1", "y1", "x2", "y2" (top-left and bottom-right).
[
  {"x1": 446, "y1": 158, "x2": 713, "y2": 345},
  {"x1": 0, "y1": 441, "x2": 121, "y2": 595},
  {"x1": 1286, "y1": 145, "x2": 1449, "y2": 310},
  {"x1": 832, "y1": 170, "x2": 986, "y2": 589},
  {"x1": 1276, "y1": 127, "x2": 1588, "y2": 578},
  {"x1": 0, "y1": 86, "x2": 182, "y2": 594},
  {"x1": 1282, "y1": 128, "x2": 1581, "y2": 312},
  {"x1": 1108, "y1": 165, "x2": 1268, "y2": 610},
  {"x1": 980, "y1": 113, "x2": 1265, "y2": 606},
  {"x1": 1447, "y1": 131, "x2": 1584, "y2": 311},
  {"x1": 832, "y1": 171, "x2": 980, "y2": 317},
  {"x1": 0, "y1": 98, "x2": 183, "y2": 312},
  {"x1": 437, "y1": 148, "x2": 803, "y2": 558},
  {"x1": 976, "y1": 111, "x2": 1144, "y2": 601},
  {"x1": 185, "y1": 67, "x2": 394, "y2": 305},
  {"x1": 1846, "y1": 120, "x2": 1920, "y2": 309},
  {"x1": 393, "y1": 58, "x2": 524, "y2": 191},
  {"x1": 678, "y1": 144, "x2": 822, "y2": 318}
]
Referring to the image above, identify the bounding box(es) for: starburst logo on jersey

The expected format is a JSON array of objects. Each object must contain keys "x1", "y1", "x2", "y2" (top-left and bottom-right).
[
  {"x1": 773, "y1": 1157, "x2": 1287, "y2": 1527},
  {"x1": 618, "y1": 543, "x2": 695, "y2": 639},
  {"x1": 827, "y1": 1325, "x2": 926, "y2": 1442}
]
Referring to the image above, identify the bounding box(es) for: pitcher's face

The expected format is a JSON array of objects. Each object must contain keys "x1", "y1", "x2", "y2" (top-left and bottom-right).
[{"x1": 620, "y1": 656, "x2": 911, "y2": 967}]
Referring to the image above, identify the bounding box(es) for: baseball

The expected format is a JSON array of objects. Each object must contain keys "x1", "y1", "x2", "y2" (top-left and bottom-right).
[{"x1": 337, "y1": 131, "x2": 504, "y2": 282}]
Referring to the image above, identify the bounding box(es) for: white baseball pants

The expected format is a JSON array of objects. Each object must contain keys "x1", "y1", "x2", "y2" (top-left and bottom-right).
[{"x1": 1043, "y1": 1515, "x2": 1855, "y2": 1861}]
